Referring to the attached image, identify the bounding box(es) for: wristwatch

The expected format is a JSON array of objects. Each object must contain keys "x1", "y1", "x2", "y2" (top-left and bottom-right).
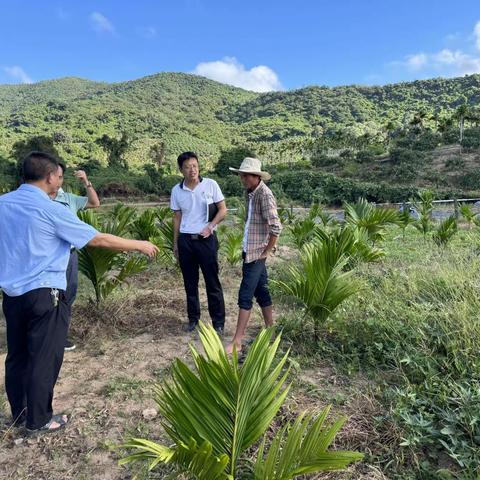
[{"x1": 86, "y1": 182, "x2": 93, "y2": 188}]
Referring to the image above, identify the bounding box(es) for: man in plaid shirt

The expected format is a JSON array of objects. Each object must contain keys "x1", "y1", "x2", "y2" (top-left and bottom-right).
[{"x1": 225, "y1": 157, "x2": 282, "y2": 354}]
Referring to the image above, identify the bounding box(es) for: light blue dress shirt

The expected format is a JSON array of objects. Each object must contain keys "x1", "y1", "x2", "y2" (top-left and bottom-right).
[{"x1": 0, "y1": 184, "x2": 98, "y2": 296}]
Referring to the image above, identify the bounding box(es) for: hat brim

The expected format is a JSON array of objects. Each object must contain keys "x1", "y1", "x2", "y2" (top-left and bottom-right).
[{"x1": 229, "y1": 167, "x2": 271, "y2": 181}]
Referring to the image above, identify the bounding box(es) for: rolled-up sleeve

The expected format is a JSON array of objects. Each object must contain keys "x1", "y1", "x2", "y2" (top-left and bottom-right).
[{"x1": 260, "y1": 192, "x2": 282, "y2": 237}]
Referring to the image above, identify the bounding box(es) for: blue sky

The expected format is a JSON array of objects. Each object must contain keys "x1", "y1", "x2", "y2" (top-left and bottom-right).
[{"x1": 1, "y1": 1, "x2": 480, "y2": 91}]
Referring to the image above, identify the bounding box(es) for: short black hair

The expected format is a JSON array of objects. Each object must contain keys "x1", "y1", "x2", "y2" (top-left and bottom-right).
[
  {"x1": 177, "y1": 151, "x2": 198, "y2": 169},
  {"x1": 58, "y1": 162, "x2": 66, "y2": 173},
  {"x1": 22, "y1": 151, "x2": 59, "y2": 182}
]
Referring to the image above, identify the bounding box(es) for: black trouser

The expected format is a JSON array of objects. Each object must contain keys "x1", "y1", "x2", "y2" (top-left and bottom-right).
[
  {"x1": 2, "y1": 288, "x2": 69, "y2": 430},
  {"x1": 178, "y1": 233, "x2": 225, "y2": 328},
  {"x1": 65, "y1": 250, "x2": 78, "y2": 323}
]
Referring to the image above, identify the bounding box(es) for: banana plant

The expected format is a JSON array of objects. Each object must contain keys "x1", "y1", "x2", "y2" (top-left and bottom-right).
[
  {"x1": 77, "y1": 208, "x2": 147, "y2": 305},
  {"x1": 119, "y1": 325, "x2": 362, "y2": 478}
]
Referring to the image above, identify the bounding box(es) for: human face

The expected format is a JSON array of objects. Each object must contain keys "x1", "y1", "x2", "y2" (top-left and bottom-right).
[
  {"x1": 239, "y1": 172, "x2": 260, "y2": 191},
  {"x1": 47, "y1": 166, "x2": 63, "y2": 197},
  {"x1": 180, "y1": 157, "x2": 199, "y2": 183}
]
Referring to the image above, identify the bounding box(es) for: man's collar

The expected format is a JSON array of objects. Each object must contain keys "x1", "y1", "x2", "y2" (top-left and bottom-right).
[
  {"x1": 19, "y1": 183, "x2": 50, "y2": 200},
  {"x1": 180, "y1": 176, "x2": 203, "y2": 190}
]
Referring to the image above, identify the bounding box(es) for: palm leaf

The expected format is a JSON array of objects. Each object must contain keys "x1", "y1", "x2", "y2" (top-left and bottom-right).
[
  {"x1": 152, "y1": 325, "x2": 290, "y2": 475},
  {"x1": 119, "y1": 437, "x2": 232, "y2": 480},
  {"x1": 254, "y1": 408, "x2": 363, "y2": 479}
]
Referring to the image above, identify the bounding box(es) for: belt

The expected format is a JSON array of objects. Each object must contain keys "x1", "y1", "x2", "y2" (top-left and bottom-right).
[{"x1": 180, "y1": 233, "x2": 206, "y2": 240}]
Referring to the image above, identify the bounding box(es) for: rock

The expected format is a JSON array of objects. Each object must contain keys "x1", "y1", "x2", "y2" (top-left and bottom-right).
[
  {"x1": 142, "y1": 408, "x2": 158, "y2": 420},
  {"x1": 13, "y1": 438, "x2": 24, "y2": 446}
]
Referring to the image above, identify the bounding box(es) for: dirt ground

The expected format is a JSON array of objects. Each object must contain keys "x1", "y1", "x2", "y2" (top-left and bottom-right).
[{"x1": 0, "y1": 259, "x2": 389, "y2": 480}]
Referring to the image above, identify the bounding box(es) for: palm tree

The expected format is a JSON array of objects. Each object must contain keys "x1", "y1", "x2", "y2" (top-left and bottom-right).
[
  {"x1": 77, "y1": 208, "x2": 147, "y2": 305},
  {"x1": 413, "y1": 190, "x2": 434, "y2": 240},
  {"x1": 344, "y1": 198, "x2": 399, "y2": 245},
  {"x1": 459, "y1": 204, "x2": 476, "y2": 229},
  {"x1": 119, "y1": 325, "x2": 362, "y2": 478},
  {"x1": 274, "y1": 234, "x2": 361, "y2": 340},
  {"x1": 433, "y1": 216, "x2": 458, "y2": 247},
  {"x1": 455, "y1": 103, "x2": 469, "y2": 147}
]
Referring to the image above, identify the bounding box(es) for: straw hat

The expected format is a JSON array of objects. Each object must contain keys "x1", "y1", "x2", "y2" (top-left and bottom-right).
[{"x1": 229, "y1": 157, "x2": 271, "y2": 181}]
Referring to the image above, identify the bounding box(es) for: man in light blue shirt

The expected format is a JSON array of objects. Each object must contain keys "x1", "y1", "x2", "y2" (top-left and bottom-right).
[
  {"x1": 0, "y1": 151, "x2": 158, "y2": 433},
  {"x1": 51, "y1": 164, "x2": 100, "y2": 351}
]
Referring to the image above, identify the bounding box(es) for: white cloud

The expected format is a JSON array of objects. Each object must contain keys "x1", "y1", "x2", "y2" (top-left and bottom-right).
[
  {"x1": 193, "y1": 57, "x2": 283, "y2": 92},
  {"x1": 90, "y1": 12, "x2": 115, "y2": 34},
  {"x1": 406, "y1": 53, "x2": 428, "y2": 71},
  {"x1": 390, "y1": 20, "x2": 480, "y2": 78},
  {"x1": 474, "y1": 21, "x2": 480, "y2": 50},
  {"x1": 4, "y1": 66, "x2": 33, "y2": 84}
]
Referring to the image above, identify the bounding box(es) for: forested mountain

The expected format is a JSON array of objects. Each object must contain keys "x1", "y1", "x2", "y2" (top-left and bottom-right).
[
  {"x1": 1, "y1": 72, "x2": 479, "y2": 166},
  {"x1": 1, "y1": 72, "x2": 480, "y2": 202}
]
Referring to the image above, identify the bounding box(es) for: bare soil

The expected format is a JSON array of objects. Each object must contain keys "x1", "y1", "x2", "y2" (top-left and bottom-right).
[{"x1": 0, "y1": 261, "x2": 389, "y2": 479}]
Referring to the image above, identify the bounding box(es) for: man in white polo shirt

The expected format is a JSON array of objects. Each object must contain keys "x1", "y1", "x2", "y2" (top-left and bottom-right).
[{"x1": 170, "y1": 151, "x2": 227, "y2": 334}]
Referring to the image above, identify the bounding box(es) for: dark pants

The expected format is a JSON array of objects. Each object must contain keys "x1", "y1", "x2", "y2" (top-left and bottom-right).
[
  {"x1": 178, "y1": 233, "x2": 225, "y2": 328},
  {"x1": 65, "y1": 250, "x2": 78, "y2": 324},
  {"x1": 3, "y1": 288, "x2": 69, "y2": 430},
  {"x1": 238, "y1": 255, "x2": 272, "y2": 310}
]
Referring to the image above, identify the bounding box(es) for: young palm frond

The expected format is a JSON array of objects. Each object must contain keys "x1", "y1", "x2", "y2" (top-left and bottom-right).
[
  {"x1": 233, "y1": 202, "x2": 247, "y2": 228},
  {"x1": 278, "y1": 205, "x2": 297, "y2": 225},
  {"x1": 459, "y1": 203, "x2": 476, "y2": 229},
  {"x1": 289, "y1": 217, "x2": 318, "y2": 249},
  {"x1": 254, "y1": 408, "x2": 363, "y2": 479},
  {"x1": 344, "y1": 198, "x2": 399, "y2": 244},
  {"x1": 313, "y1": 226, "x2": 384, "y2": 268},
  {"x1": 77, "y1": 209, "x2": 147, "y2": 304},
  {"x1": 433, "y1": 216, "x2": 458, "y2": 246},
  {"x1": 413, "y1": 190, "x2": 434, "y2": 239},
  {"x1": 221, "y1": 229, "x2": 243, "y2": 266},
  {"x1": 273, "y1": 239, "x2": 361, "y2": 340},
  {"x1": 104, "y1": 203, "x2": 137, "y2": 235},
  {"x1": 151, "y1": 213, "x2": 176, "y2": 267},
  {"x1": 308, "y1": 202, "x2": 334, "y2": 226},
  {"x1": 154, "y1": 206, "x2": 173, "y2": 223},
  {"x1": 130, "y1": 208, "x2": 159, "y2": 240},
  {"x1": 120, "y1": 325, "x2": 291, "y2": 476},
  {"x1": 398, "y1": 208, "x2": 416, "y2": 240},
  {"x1": 119, "y1": 325, "x2": 362, "y2": 478}
]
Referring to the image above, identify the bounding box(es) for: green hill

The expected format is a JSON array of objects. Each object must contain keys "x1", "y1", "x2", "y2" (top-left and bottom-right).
[{"x1": 1, "y1": 72, "x2": 480, "y2": 201}]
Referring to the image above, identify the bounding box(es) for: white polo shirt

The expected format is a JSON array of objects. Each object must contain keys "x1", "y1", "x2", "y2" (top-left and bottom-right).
[{"x1": 170, "y1": 177, "x2": 224, "y2": 234}]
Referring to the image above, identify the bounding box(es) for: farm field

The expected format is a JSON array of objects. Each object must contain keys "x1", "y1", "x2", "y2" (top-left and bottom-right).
[{"x1": 1, "y1": 202, "x2": 479, "y2": 479}]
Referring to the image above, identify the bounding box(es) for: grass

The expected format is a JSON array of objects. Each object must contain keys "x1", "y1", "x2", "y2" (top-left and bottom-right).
[
  {"x1": 2, "y1": 209, "x2": 480, "y2": 479},
  {"x1": 274, "y1": 225, "x2": 480, "y2": 478}
]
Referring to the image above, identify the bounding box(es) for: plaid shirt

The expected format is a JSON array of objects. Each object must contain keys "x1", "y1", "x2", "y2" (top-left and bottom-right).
[{"x1": 244, "y1": 181, "x2": 282, "y2": 263}]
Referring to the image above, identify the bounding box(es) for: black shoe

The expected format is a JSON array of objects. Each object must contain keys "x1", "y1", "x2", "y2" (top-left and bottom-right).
[
  {"x1": 214, "y1": 326, "x2": 224, "y2": 337},
  {"x1": 64, "y1": 340, "x2": 76, "y2": 351},
  {"x1": 183, "y1": 322, "x2": 197, "y2": 332}
]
